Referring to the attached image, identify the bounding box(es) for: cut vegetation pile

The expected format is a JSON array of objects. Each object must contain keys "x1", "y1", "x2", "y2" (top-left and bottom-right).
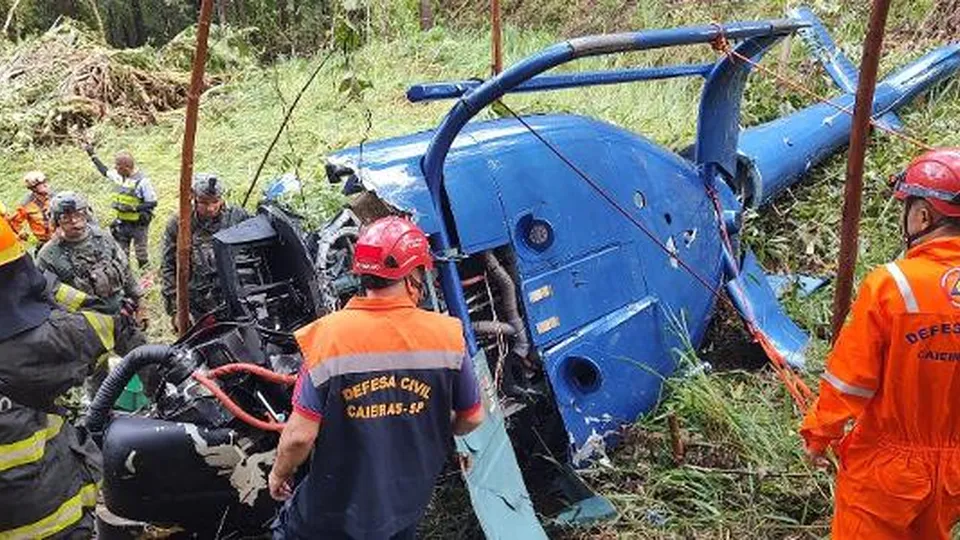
[{"x1": 0, "y1": 20, "x2": 223, "y2": 147}]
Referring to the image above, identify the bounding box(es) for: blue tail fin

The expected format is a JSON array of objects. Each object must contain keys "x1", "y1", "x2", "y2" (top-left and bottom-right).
[{"x1": 790, "y1": 6, "x2": 904, "y2": 132}]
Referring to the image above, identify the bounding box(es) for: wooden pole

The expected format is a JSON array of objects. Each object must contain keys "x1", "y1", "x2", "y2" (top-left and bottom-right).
[
  {"x1": 830, "y1": 0, "x2": 892, "y2": 340},
  {"x1": 176, "y1": 0, "x2": 215, "y2": 336},
  {"x1": 667, "y1": 412, "x2": 685, "y2": 465},
  {"x1": 491, "y1": 0, "x2": 502, "y2": 74}
]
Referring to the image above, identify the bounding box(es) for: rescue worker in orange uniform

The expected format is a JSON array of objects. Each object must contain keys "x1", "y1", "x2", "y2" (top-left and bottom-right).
[
  {"x1": 801, "y1": 147, "x2": 960, "y2": 539},
  {"x1": 269, "y1": 216, "x2": 485, "y2": 539},
  {"x1": 9, "y1": 170, "x2": 54, "y2": 246}
]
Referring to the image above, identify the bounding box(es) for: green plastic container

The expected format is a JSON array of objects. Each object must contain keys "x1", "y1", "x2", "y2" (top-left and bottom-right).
[{"x1": 114, "y1": 374, "x2": 150, "y2": 412}]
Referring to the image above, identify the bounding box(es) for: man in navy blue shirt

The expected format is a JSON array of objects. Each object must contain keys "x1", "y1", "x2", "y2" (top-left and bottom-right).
[{"x1": 269, "y1": 217, "x2": 485, "y2": 539}]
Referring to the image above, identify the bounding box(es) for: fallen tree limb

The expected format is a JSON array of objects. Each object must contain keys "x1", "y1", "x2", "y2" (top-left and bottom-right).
[{"x1": 2, "y1": 0, "x2": 22, "y2": 36}]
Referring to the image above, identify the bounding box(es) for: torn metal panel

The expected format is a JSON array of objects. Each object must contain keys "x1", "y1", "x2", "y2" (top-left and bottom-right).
[
  {"x1": 789, "y1": 6, "x2": 903, "y2": 132},
  {"x1": 541, "y1": 296, "x2": 662, "y2": 463},
  {"x1": 552, "y1": 494, "x2": 619, "y2": 527},
  {"x1": 456, "y1": 350, "x2": 546, "y2": 539},
  {"x1": 726, "y1": 251, "x2": 809, "y2": 368}
]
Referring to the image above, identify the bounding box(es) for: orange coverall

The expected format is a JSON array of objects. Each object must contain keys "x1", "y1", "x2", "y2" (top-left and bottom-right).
[
  {"x1": 9, "y1": 195, "x2": 52, "y2": 244},
  {"x1": 801, "y1": 236, "x2": 960, "y2": 539}
]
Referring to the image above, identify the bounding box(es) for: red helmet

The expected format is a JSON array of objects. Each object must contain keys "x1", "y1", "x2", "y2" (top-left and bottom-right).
[
  {"x1": 894, "y1": 147, "x2": 960, "y2": 217},
  {"x1": 352, "y1": 216, "x2": 433, "y2": 280}
]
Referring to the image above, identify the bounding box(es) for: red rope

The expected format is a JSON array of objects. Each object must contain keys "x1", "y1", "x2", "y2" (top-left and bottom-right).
[{"x1": 706, "y1": 184, "x2": 814, "y2": 409}]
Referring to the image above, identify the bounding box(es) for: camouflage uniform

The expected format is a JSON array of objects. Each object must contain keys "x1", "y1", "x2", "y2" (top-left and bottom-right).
[
  {"x1": 36, "y1": 225, "x2": 145, "y2": 356},
  {"x1": 161, "y1": 206, "x2": 250, "y2": 322}
]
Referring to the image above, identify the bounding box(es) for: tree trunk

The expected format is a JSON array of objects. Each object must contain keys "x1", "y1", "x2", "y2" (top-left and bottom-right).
[
  {"x1": 55, "y1": 0, "x2": 78, "y2": 19},
  {"x1": 278, "y1": 0, "x2": 288, "y2": 33},
  {"x1": 216, "y1": 0, "x2": 228, "y2": 26},
  {"x1": 131, "y1": 0, "x2": 145, "y2": 46},
  {"x1": 419, "y1": 0, "x2": 433, "y2": 30}
]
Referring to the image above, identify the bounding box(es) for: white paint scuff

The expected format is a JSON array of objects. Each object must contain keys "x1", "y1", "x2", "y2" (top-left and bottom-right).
[{"x1": 182, "y1": 423, "x2": 276, "y2": 506}]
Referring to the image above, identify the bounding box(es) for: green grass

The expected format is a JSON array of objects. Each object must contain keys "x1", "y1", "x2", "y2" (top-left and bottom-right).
[{"x1": 1, "y1": 1, "x2": 959, "y2": 537}]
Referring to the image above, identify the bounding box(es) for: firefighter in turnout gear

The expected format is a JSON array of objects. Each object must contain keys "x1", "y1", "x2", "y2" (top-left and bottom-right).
[
  {"x1": 84, "y1": 144, "x2": 157, "y2": 270},
  {"x1": 161, "y1": 173, "x2": 249, "y2": 331},
  {"x1": 801, "y1": 148, "x2": 960, "y2": 539},
  {"x1": 37, "y1": 192, "x2": 148, "y2": 368},
  {"x1": 9, "y1": 170, "x2": 54, "y2": 246},
  {"x1": 0, "y1": 213, "x2": 119, "y2": 538}
]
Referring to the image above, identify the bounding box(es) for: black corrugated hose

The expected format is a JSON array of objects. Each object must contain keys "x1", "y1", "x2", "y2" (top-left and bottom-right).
[{"x1": 85, "y1": 345, "x2": 173, "y2": 439}]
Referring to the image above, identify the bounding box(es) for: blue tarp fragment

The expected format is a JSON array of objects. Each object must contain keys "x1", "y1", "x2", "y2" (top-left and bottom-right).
[{"x1": 457, "y1": 351, "x2": 547, "y2": 539}]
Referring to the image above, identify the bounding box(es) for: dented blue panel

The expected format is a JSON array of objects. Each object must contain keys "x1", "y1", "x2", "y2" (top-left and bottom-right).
[
  {"x1": 521, "y1": 245, "x2": 641, "y2": 346},
  {"x1": 541, "y1": 296, "x2": 664, "y2": 464},
  {"x1": 330, "y1": 124, "x2": 512, "y2": 254}
]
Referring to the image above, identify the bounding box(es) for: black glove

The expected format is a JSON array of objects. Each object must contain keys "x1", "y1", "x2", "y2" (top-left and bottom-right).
[{"x1": 120, "y1": 297, "x2": 139, "y2": 318}]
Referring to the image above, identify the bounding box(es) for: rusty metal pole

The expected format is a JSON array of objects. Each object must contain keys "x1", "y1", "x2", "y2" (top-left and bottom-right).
[
  {"x1": 830, "y1": 0, "x2": 892, "y2": 341},
  {"x1": 491, "y1": 0, "x2": 502, "y2": 74},
  {"x1": 176, "y1": 0, "x2": 215, "y2": 337}
]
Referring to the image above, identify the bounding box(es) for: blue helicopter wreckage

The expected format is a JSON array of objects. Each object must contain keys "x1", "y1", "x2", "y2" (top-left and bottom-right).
[{"x1": 91, "y1": 6, "x2": 960, "y2": 538}]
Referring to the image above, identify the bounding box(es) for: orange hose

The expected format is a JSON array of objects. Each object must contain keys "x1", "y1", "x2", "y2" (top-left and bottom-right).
[
  {"x1": 191, "y1": 370, "x2": 287, "y2": 433},
  {"x1": 208, "y1": 363, "x2": 297, "y2": 385}
]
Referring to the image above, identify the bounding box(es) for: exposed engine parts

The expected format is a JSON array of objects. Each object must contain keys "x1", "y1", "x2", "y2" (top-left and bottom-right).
[
  {"x1": 313, "y1": 208, "x2": 362, "y2": 310},
  {"x1": 93, "y1": 200, "x2": 549, "y2": 537}
]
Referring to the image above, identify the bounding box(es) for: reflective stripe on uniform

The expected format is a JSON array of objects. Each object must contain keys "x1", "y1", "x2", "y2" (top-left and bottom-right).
[
  {"x1": 115, "y1": 210, "x2": 141, "y2": 222},
  {"x1": 53, "y1": 284, "x2": 88, "y2": 312},
  {"x1": 113, "y1": 194, "x2": 140, "y2": 208},
  {"x1": 112, "y1": 177, "x2": 143, "y2": 221},
  {"x1": 0, "y1": 482, "x2": 96, "y2": 540},
  {"x1": 81, "y1": 311, "x2": 115, "y2": 352},
  {"x1": 822, "y1": 370, "x2": 876, "y2": 398},
  {"x1": 308, "y1": 350, "x2": 464, "y2": 388},
  {"x1": 0, "y1": 415, "x2": 64, "y2": 473},
  {"x1": 885, "y1": 262, "x2": 919, "y2": 313}
]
